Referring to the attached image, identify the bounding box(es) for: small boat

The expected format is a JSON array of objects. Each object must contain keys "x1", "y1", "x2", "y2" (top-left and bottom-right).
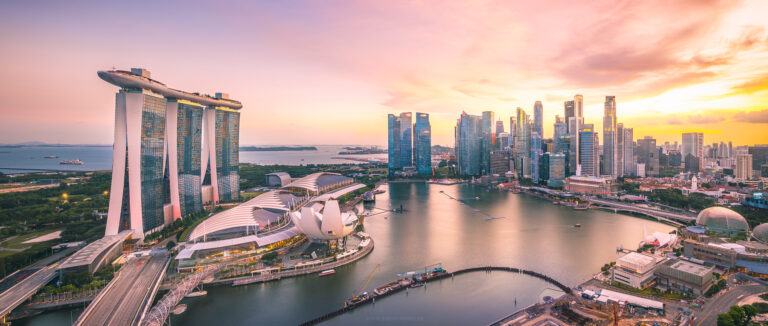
[
  {"x1": 186, "y1": 290, "x2": 207, "y2": 298},
  {"x1": 44, "y1": 155, "x2": 58, "y2": 159},
  {"x1": 318, "y1": 269, "x2": 336, "y2": 277},
  {"x1": 574, "y1": 224, "x2": 582, "y2": 228},
  {"x1": 474, "y1": 196, "x2": 480, "y2": 200},
  {"x1": 59, "y1": 159, "x2": 84, "y2": 165},
  {"x1": 409, "y1": 282, "x2": 424, "y2": 288},
  {"x1": 172, "y1": 304, "x2": 187, "y2": 315}
]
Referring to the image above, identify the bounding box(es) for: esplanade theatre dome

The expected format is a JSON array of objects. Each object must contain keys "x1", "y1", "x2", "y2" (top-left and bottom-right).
[
  {"x1": 753, "y1": 223, "x2": 768, "y2": 243},
  {"x1": 696, "y1": 207, "x2": 749, "y2": 236}
]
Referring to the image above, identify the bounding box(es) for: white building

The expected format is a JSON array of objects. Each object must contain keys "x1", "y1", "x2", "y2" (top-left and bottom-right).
[
  {"x1": 612, "y1": 252, "x2": 666, "y2": 289},
  {"x1": 736, "y1": 154, "x2": 753, "y2": 180}
]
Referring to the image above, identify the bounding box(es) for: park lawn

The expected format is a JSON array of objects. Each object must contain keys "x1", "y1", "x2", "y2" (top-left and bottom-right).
[
  {"x1": 0, "y1": 250, "x2": 17, "y2": 258},
  {"x1": 1, "y1": 229, "x2": 62, "y2": 249},
  {"x1": 240, "y1": 191, "x2": 267, "y2": 201}
]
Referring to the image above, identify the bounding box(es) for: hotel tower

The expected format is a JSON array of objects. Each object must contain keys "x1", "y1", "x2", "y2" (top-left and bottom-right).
[{"x1": 98, "y1": 68, "x2": 242, "y2": 239}]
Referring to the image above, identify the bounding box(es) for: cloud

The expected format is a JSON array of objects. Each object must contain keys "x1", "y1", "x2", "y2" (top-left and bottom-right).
[
  {"x1": 733, "y1": 110, "x2": 768, "y2": 123},
  {"x1": 686, "y1": 115, "x2": 726, "y2": 124},
  {"x1": 727, "y1": 74, "x2": 768, "y2": 96},
  {"x1": 667, "y1": 118, "x2": 683, "y2": 125}
]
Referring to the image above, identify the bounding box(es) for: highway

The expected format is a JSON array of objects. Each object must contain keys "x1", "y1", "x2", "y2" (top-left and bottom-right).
[
  {"x1": 693, "y1": 283, "x2": 765, "y2": 325},
  {"x1": 76, "y1": 254, "x2": 169, "y2": 326},
  {"x1": 0, "y1": 265, "x2": 58, "y2": 319}
]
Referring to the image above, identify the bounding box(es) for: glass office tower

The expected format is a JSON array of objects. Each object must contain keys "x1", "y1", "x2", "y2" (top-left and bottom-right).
[
  {"x1": 387, "y1": 114, "x2": 402, "y2": 175},
  {"x1": 176, "y1": 101, "x2": 204, "y2": 217},
  {"x1": 414, "y1": 113, "x2": 432, "y2": 175},
  {"x1": 456, "y1": 112, "x2": 482, "y2": 176},
  {"x1": 214, "y1": 109, "x2": 240, "y2": 201}
]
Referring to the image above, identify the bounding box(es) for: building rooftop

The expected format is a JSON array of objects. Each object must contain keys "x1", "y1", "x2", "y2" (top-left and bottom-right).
[
  {"x1": 58, "y1": 230, "x2": 133, "y2": 270},
  {"x1": 177, "y1": 226, "x2": 302, "y2": 260},
  {"x1": 616, "y1": 252, "x2": 659, "y2": 273},
  {"x1": 664, "y1": 259, "x2": 713, "y2": 277}
]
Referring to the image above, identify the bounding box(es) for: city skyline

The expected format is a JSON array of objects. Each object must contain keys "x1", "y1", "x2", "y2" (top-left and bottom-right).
[{"x1": 1, "y1": 1, "x2": 768, "y2": 147}]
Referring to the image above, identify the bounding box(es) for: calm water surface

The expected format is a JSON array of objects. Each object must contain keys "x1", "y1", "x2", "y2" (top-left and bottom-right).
[{"x1": 16, "y1": 183, "x2": 674, "y2": 325}]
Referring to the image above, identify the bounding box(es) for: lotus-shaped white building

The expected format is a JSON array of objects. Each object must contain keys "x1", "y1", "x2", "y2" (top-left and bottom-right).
[{"x1": 291, "y1": 199, "x2": 358, "y2": 241}]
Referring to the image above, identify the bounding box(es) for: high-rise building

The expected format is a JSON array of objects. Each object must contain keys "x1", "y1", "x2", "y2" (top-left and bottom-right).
[
  {"x1": 399, "y1": 112, "x2": 413, "y2": 168},
  {"x1": 533, "y1": 101, "x2": 543, "y2": 138},
  {"x1": 538, "y1": 152, "x2": 550, "y2": 184},
  {"x1": 553, "y1": 116, "x2": 568, "y2": 153},
  {"x1": 736, "y1": 154, "x2": 753, "y2": 180},
  {"x1": 749, "y1": 145, "x2": 768, "y2": 176},
  {"x1": 564, "y1": 100, "x2": 575, "y2": 132},
  {"x1": 99, "y1": 68, "x2": 242, "y2": 239},
  {"x1": 574, "y1": 94, "x2": 584, "y2": 117},
  {"x1": 495, "y1": 120, "x2": 505, "y2": 135},
  {"x1": 623, "y1": 128, "x2": 635, "y2": 176},
  {"x1": 456, "y1": 112, "x2": 482, "y2": 176},
  {"x1": 387, "y1": 112, "x2": 413, "y2": 175},
  {"x1": 509, "y1": 117, "x2": 516, "y2": 150},
  {"x1": 414, "y1": 113, "x2": 432, "y2": 175},
  {"x1": 481, "y1": 111, "x2": 495, "y2": 175},
  {"x1": 387, "y1": 114, "x2": 402, "y2": 175},
  {"x1": 497, "y1": 132, "x2": 511, "y2": 149},
  {"x1": 515, "y1": 108, "x2": 531, "y2": 178},
  {"x1": 602, "y1": 96, "x2": 617, "y2": 178},
  {"x1": 567, "y1": 95, "x2": 584, "y2": 176},
  {"x1": 548, "y1": 153, "x2": 566, "y2": 187},
  {"x1": 616, "y1": 123, "x2": 624, "y2": 177},
  {"x1": 579, "y1": 124, "x2": 598, "y2": 176},
  {"x1": 490, "y1": 150, "x2": 513, "y2": 175},
  {"x1": 531, "y1": 131, "x2": 542, "y2": 182},
  {"x1": 682, "y1": 132, "x2": 704, "y2": 169},
  {"x1": 637, "y1": 136, "x2": 659, "y2": 177}
]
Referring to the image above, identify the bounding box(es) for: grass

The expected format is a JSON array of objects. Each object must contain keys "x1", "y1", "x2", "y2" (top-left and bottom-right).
[
  {"x1": 1, "y1": 229, "x2": 62, "y2": 249},
  {"x1": 0, "y1": 250, "x2": 18, "y2": 258},
  {"x1": 240, "y1": 191, "x2": 267, "y2": 201}
]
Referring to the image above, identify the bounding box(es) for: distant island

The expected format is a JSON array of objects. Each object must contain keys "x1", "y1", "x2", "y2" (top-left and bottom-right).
[
  {"x1": 338, "y1": 146, "x2": 386, "y2": 155},
  {"x1": 240, "y1": 146, "x2": 318, "y2": 151}
]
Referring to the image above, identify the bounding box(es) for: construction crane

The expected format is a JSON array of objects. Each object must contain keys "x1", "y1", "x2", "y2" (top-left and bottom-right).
[
  {"x1": 610, "y1": 301, "x2": 626, "y2": 326},
  {"x1": 346, "y1": 264, "x2": 380, "y2": 307}
]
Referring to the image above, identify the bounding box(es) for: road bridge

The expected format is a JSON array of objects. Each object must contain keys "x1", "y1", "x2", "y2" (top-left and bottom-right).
[
  {"x1": 587, "y1": 198, "x2": 696, "y2": 225},
  {"x1": 0, "y1": 265, "x2": 58, "y2": 323},
  {"x1": 74, "y1": 254, "x2": 170, "y2": 326}
]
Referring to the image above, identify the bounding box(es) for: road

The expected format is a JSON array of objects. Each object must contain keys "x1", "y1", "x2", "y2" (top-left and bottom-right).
[
  {"x1": 588, "y1": 198, "x2": 695, "y2": 224},
  {"x1": 0, "y1": 265, "x2": 57, "y2": 318},
  {"x1": 693, "y1": 284, "x2": 765, "y2": 326},
  {"x1": 76, "y1": 254, "x2": 169, "y2": 326}
]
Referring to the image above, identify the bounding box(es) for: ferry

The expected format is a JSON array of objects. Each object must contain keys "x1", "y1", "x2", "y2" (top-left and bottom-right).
[
  {"x1": 318, "y1": 269, "x2": 336, "y2": 277},
  {"x1": 574, "y1": 224, "x2": 582, "y2": 228},
  {"x1": 186, "y1": 290, "x2": 207, "y2": 298},
  {"x1": 573, "y1": 203, "x2": 591, "y2": 210},
  {"x1": 414, "y1": 267, "x2": 447, "y2": 282},
  {"x1": 373, "y1": 278, "x2": 412, "y2": 296},
  {"x1": 59, "y1": 159, "x2": 84, "y2": 165},
  {"x1": 172, "y1": 304, "x2": 187, "y2": 315},
  {"x1": 44, "y1": 155, "x2": 58, "y2": 159},
  {"x1": 409, "y1": 282, "x2": 424, "y2": 288}
]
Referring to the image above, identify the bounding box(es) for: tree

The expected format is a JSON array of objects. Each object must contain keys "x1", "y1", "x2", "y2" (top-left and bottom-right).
[
  {"x1": 166, "y1": 240, "x2": 176, "y2": 250},
  {"x1": 728, "y1": 305, "x2": 746, "y2": 326},
  {"x1": 742, "y1": 304, "x2": 757, "y2": 323},
  {"x1": 717, "y1": 313, "x2": 735, "y2": 326}
]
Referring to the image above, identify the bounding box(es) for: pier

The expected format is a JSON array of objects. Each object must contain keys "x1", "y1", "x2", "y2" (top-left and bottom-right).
[{"x1": 298, "y1": 266, "x2": 571, "y2": 326}]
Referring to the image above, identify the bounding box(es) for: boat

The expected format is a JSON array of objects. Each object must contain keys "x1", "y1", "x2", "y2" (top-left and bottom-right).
[
  {"x1": 172, "y1": 304, "x2": 187, "y2": 315},
  {"x1": 574, "y1": 224, "x2": 582, "y2": 228},
  {"x1": 474, "y1": 196, "x2": 480, "y2": 200},
  {"x1": 59, "y1": 159, "x2": 84, "y2": 165},
  {"x1": 318, "y1": 269, "x2": 336, "y2": 277},
  {"x1": 573, "y1": 203, "x2": 591, "y2": 210},
  {"x1": 345, "y1": 292, "x2": 370, "y2": 307},
  {"x1": 186, "y1": 290, "x2": 207, "y2": 298},
  {"x1": 409, "y1": 282, "x2": 424, "y2": 288},
  {"x1": 374, "y1": 278, "x2": 412, "y2": 295},
  {"x1": 44, "y1": 155, "x2": 58, "y2": 159}
]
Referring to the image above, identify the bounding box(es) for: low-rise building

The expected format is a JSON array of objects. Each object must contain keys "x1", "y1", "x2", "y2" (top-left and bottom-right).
[
  {"x1": 655, "y1": 258, "x2": 715, "y2": 296},
  {"x1": 611, "y1": 252, "x2": 666, "y2": 289},
  {"x1": 564, "y1": 176, "x2": 618, "y2": 196},
  {"x1": 266, "y1": 172, "x2": 291, "y2": 187}
]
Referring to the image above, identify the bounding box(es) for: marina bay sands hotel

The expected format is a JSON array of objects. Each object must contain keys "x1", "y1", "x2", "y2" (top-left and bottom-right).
[{"x1": 98, "y1": 68, "x2": 242, "y2": 239}]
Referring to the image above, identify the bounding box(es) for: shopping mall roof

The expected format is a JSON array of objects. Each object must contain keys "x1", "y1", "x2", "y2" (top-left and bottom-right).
[
  {"x1": 663, "y1": 259, "x2": 712, "y2": 277},
  {"x1": 695, "y1": 206, "x2": 749, "y2": 234},
  {"x1": 187, "y1": 190, "x2": 300, "y2": 241},
  {"x1": 312, "y1": 184, "x2": 366, "y2": 202},
  {"x1": 177, "y1": 226, "x2": 302, "y2": 260},
  {"x1": 282, "y1": 172, "x2": 352, "y2": 193},
  {"x1": 57, "y1": 230, "x2": 133, "y2": 270}
]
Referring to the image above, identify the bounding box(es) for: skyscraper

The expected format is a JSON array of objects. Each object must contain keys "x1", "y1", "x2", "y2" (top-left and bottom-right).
[
  {"x1": 206, "y1": 93, "x2": 241, "y2": 202},
  {"x1": 533, "y1": 101, "x2": 543, "y2": 138},
  {"x1": 682, "y1": 132, "x2": 704, "y2": 168},
  {"x1": 564, "y1": 100, "x2": 575, "y2": 132},
  {"x1": 602, "y1": 96, "x2": 617, "y2": 178},
  {"x1": 531, "y1": 131, "x2": 542, "y2": 182},
  {"x1": 99, "y1": 68, "x2": 242, "y2": 238},
  {"x1": 515, "y1": 108, "x2": 531, "y2": 178},
  {"x1": 736, "y1": 154, "x2": 753, "y2": 180},
  {"x1": 548, "y1": 153, "x2": 566, "y2": 187},
  {"x1": 387, "y1": 114, "x2": 402, "y2": 175},
  {"x1": 456, "y1": 112, "x2": 482, "y2": 175},
  {"x1": 495, "y1": 120, "x2": 504, "y2": 134},
  {"x1": 579, "y1": 124, "x2": 598, "y2": 176},
  {"x1": 399, "y1": 112, "x2": 413, "y2": 169},
  {"x1": 481, "y1": 111, "x2": 495, "y2": 175},
  {"x1": 637, "y1": 136, "x2": 659, "y2": 177},
  {"x1": 616, "y1": 123, "x2": 624, "y2": 177},
  {"x1": 574, "y1": 94, "x2": 584, "y2": 117},
  {"x1": 623, "y1": 128, "x2": 635, "y2": 176},
  {"x1": 414, "y1": 113, "x2": 432, "y2": 175}
]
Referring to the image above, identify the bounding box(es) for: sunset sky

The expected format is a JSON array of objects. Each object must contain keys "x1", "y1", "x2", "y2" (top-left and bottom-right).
[{"x1": 1, "y1": 0, "x2": 767, "y2": 147}]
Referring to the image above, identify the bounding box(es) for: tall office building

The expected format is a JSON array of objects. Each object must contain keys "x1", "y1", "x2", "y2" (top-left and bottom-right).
[
  {"x1": 553, "y1": 116, "x2": 569, "y2": 153},
  {"x1": 682, "y1": 132, "x2": 704, "y2": 167},
  {"x1": 564, "y1": 100, "x2": 575, "y2": 133},
  {"x1": 602, "y1": 96, "x2": 617, "y2": 178},
  {"x1": 623, "y1": 128, "x2": 635, "y2": 176},
  {"x1": 387, "y1": 114, "x2": 402, "y2": 175},
  {"x1": 548, "y1": 153, "x2": 566, "y2": 187},
  {"x1": 414, "y1": 113, "x2": 432, "y2": 175},
  {"x1": 616, "y1": 123, "x2": 624, "y2": 177},
  {"x1": 515, "y1": 108, "x2": 531, "y2": 178},
  {"x1": 533, "y1": 101, "x2": 543, "y2": 138},
  {"x1": 578, "y1": 124, "x2": 598, "y2": 176},
  {"x1": 574, "y1": 94, "x2": 583, "y2": 117},
  {"x1": 456, "y1": 112, "x2": 482, "y2": 175},
  {"x1": 531, "y1": 131, "x2": 542, "y2": 182},
  {"x1": 736, "y1": 154, "x2": 753, "y2": 180},
  {"x1": 399, "y1": 112, "x2": 413, "y2": 168},
  {"x1": 637, "y1": 136, "x2": 659, "y2": 177},
  {"x1": 205, "y1": 93, "x2": 241, "y2": 202},
  {"x1": 481, "y1": 111, "x2": 495, "y2": 175},
  {"x1": 495, "y1": 120, "x2": 505, "y2": 134},
  {"x1": 99, "y1": 68, "x2": 242, "y2": 238}
]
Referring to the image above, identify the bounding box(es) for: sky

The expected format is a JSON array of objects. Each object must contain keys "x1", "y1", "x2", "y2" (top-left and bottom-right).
[{"x1": 1, "y1": 0, "x2": 767, "y2": 147}]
